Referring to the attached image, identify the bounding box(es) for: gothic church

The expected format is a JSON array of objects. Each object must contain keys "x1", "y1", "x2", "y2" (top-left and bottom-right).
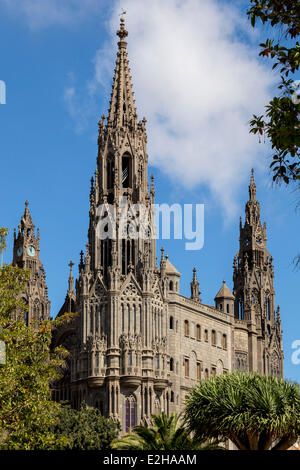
[{"x1": 12, "y1": 18, "x2": 284, "y2": 433}]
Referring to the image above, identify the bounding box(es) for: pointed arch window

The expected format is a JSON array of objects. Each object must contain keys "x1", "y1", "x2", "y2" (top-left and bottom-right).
[
  {"x1": 170, "y1": 357, "x2": 174, "y2": 372},
  {"x1": 196, "y1": 324, "x2": 201, "y2": 340},
  {"x1": 184, "y1": 320, "x2": 189, "y2": 337},
  {"x1": 169, "y1": 316, "x2": 174, "y2": 329},
  {"x1": 33, "y1": 299, "x2": 40, "y2": 326},
  {"x1": 265, "y1": 297, "x2": 271, "y2": 321},
  {"x1": 239, "y1": 296, "x2": 244, "y2": 320},
  {"x1": 128, "y1": 351, "x2": 132, "y2": 366},
  {"x1": 125, "y1": 396, "x2": 136, "y2": 433},
  {"x1": 122, "y1": 153, "x2": 132, "y2": 188},
  {"x1": 107, "y1": 155, "x2": 114, "y2": 189}
]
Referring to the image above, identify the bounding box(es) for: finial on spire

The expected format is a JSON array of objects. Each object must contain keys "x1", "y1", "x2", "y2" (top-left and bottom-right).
[
  {"x1": 68, "y1": 260, "x2": 74, "y2": 271},
  {"x1": 25, "y1": 200, "x2": 29, "y2": 208},
  {"x1": 117, "y1": 14, "x2": 128, "y2": 45},
  {"x1": 249, "y1": 168, "x2": 256, "y2": 201},
  {"x1": 68, "y1": 260, "x2": 75, "y2": 293},
  {"x1": 191, "y1": 267, "x2": 200, "y2": 302}
]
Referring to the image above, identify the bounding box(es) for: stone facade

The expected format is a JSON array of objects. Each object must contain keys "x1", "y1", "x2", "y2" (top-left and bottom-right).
[{"x1": 13, "y1": 18, "x2": 284, "y2": 434}]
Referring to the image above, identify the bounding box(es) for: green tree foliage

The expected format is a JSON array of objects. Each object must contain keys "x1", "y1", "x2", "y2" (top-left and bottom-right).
[
  {"x1": 248, "y1": 0, "x2": 300, "y2": 184},
  {"x1": 111, "y1": 412, "x2": 221, "y2": 450},
  {"x1": 0, "y1": 229, "x2": 69, "y2": 449},
  {"x1": 185, "y1": 372, "x2": 300, "y2": 450},
  {"x1": 53, "y1": 403, "x2": 120, "y2": 450}
]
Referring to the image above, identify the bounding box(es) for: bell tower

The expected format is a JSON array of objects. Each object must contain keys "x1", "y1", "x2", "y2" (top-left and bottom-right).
[
  {"x1": 233, "y1": 171, "x2": 283, "y2": 376},
  {"x1": 70, "y1": 17, "x2": 168, "y2": 430},
  {"x1": 87, "y1": 16, "x2": 156, "y2": 282},
  {"x1": 13, "y1": 201, "x2": 50, "y2": 325}
]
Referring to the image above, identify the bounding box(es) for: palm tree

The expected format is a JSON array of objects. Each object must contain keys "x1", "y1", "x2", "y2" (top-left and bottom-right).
[
  {"x1": 185, "y1": 371, "x2": 300, "y2": 450},
  {"x1": 111, "y1": 412, "x2": 221, "y2": 450}
]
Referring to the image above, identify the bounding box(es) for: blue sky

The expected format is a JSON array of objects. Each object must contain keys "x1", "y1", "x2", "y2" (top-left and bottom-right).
[{"x1": 0, "y1": 0, "x2": 299, "y2": 382}]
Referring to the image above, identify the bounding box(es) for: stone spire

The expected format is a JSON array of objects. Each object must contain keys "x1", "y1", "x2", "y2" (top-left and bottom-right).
[
  {"x1": 190, "y1": 267, "x2": 201, "y2": 302},
  {"x1": 245, "y1": 168, "x2": 260, "y2": 227},
  {"x1": 57, "y1": 260, "x2": 76, "y2": 317},
  {"x1": 68, "y1": 260, "x2": 75, "y2": 295},
  {"x1": 107, "y1": 17, "x2": 137, "y2": 129},
  {"x1": 249, "y1": 168, "x2": 256, "y2": 201},
  {"x1": 20, "y1": 200, "x2": 35, "y2": 233}
]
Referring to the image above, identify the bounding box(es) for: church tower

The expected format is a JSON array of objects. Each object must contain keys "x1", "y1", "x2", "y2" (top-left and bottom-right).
[
  {"x1": 70, "y1": 17, "x2": 169, "y2": 431},
  {"x1": 13, "y1": 201, "x2": 50, "y2": 325},
  {"x1": 233, "y1": 171, "x2": 283, "y2": 376},
  {"x1": 53, "y1": 18, "x2": 285, "y2": 432}
]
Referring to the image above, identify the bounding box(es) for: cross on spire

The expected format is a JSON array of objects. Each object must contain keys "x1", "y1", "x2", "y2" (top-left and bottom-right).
[{"x1": 68, "y1": 260, "x2": 74, "y2": 270}]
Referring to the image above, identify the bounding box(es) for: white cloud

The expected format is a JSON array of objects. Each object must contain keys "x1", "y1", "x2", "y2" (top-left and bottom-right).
[
  {"x1": 0, "y1": 0, "x2": 102, "y2": 29},
  {"x1": 92, "y1": 0, "x2": 276, "y2": 215},
  {"x1": 13, "y1": 0, "x2": 276, "y2": 215}
]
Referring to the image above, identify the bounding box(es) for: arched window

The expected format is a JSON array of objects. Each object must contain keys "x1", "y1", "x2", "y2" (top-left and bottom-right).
[
  {"x1": 170, "y1": 391, "x2": 174, "y2": 403},
  {"x1": 122, "y1": 153, "x2": 132, "y2": 188},
  {"x1": 155, "y1": 355, "x2": 159, "y2": 370},
  {"x1": 226, "y1": 304, "x2": 230, "y2": 313},
  {"x1": 239, "y1": 296, "x2": 244, "y2": 320},
  {"x1": 196, "y1": 324, "x2": 201, "y2": 340},
  {"x1": 197, "y1": 362, "x2": 201, "y2": 380},
  {"x1": 128, "y1": 351, "x2": 132, "y2": 366},
  {"x1": 211, "y1": 367, "x2": 216, "y2": 377},
  {"x1": 184, "y1": 320, "x2": 189, "y2": 337},
  {"x1": 219, "y1": 303, "x2": 223, "y2": 311},
  {"x1": 222, "y1": 334, "x2": 227, "y2": 350},
  {"x1": 204, "y1": 368, "x2": 209, "y2": 379},
  {"x1": 211, "y1": 330, "x2": 216, "y2": 346},
  {"x1": 121, "y1": 304, "x2": 124, "y2": 331},
  {"x1": 169, "y1": 316, "x2": 174, "y2": 329},
  {"x1": 169, "y1": 281, "x2": 173, "y2": 291},
  {"x1": 170, "y1": 358, "x2": 174, "y2": 372},
  {"x1": 24, "y1": 311, "x2": 29, "y2": 326},
  {"x1": 33, "y1": 299, "x2": 40, "y2": 324},
  {"x1": 184, "y1": 358, "x2": 189, "y2": 377},
  {"x1": 107, "y1": 156, "x2": 114, "y2": 189},
  {"x1": 125, "y1": 396, "x2": 136, "y2": 433},
  {"x1": 204, "y1": 329, "x2": 208, "y2": 342}
]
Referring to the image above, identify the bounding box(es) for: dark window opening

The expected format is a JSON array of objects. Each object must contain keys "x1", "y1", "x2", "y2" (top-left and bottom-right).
[{"x1": 122, "y1": 154, "x2": 131, "y2": 188}]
